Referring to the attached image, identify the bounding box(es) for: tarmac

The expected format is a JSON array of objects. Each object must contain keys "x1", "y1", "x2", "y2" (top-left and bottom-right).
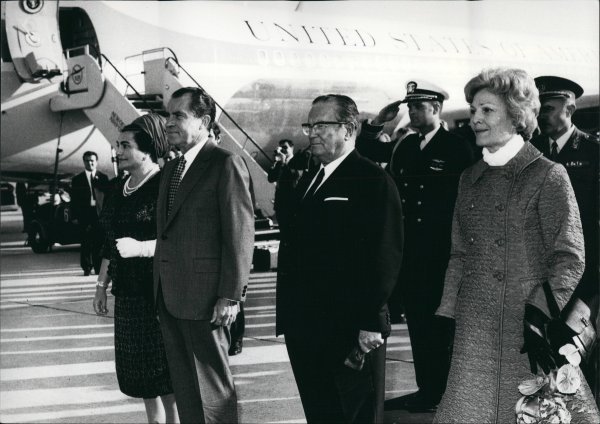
[{"x1": 1, "y1": 209, "x2": 434, "y2": 423}]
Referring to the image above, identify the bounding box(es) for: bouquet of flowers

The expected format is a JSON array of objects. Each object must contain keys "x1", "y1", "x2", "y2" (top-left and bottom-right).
[{"x1": 515, "y1": 345, "x2": 584, "y2": 424}]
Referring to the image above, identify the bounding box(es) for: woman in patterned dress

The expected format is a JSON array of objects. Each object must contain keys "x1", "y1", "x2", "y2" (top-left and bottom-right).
[
  {"x1": 433, "y1": 68, "x2": 599, "y2": 423},
  {"x1": 93, "y1": 114, "x2": 178, "y2": 423}
]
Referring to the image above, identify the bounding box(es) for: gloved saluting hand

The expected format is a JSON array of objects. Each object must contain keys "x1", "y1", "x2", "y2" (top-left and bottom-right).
[
  {"x1": 115, "y1": 237, "x2": 156, "y2": 258},
  {"x1": 520, "y1": 304, "x2": 558, "y2": 374}
]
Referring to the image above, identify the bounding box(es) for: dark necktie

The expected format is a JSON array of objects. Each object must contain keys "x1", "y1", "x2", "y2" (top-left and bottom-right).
[
  {"x1": 89, "y1": 174, "x2": 97, "y2": 204},
  {"x1": 167, "y1": 156, "x2": 186, "y2": 216},
  {"x1": 550, "y1": 141, "x2": 559, "y2": 161},
  {"x1": 418, "y1": 134, "x2": 427, "y2": 150},
  {"x1": 303, "y1": 168, "x2": 325, "y2": 200}
]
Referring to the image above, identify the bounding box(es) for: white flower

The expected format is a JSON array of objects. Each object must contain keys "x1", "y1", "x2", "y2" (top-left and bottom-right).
[
  {"x1": 559, "y1": 343, "x2": 582, "y2": 367},
  {"x1": 556, "y1": 364, "x2": 581, "y2": 395}
]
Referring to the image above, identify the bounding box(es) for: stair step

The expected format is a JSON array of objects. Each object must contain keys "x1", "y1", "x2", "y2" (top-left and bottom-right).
[
  {"x1": 126, "y1": 93, "x2": 163, "y2": 101},
  {"x1": 131, "y1": 100, "x2": 164, "y2": 110}
]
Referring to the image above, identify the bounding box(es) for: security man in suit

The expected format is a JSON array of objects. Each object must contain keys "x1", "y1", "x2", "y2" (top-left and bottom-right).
[
  {"x1": 154, "y1": 87, "x2": 254, "y2": 423},
  {"x1": 70, "y1": 151, "x2": 109, "y2": 276},
  {"x1": 531, "y1": 76, "x2": 599, "y2": 405},
  {"x1": 276, "y1": 94, "x2": 403, "y2": 423},
  {"x1": 357, "y1": 80, "x2": 475, "y2": 412}
]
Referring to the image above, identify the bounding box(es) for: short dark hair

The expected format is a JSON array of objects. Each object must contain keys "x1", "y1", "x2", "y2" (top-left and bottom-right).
[
  {"x1": 312, "y1": 94, "x2": 359, "y2": 129},
  {"x1": 82, "y1": 151, "x2": 98, "y2": 160},
  {"x1": 171, "y1": 87, "x2": 216, "y2": 127},
  {"x1": 278, "y1": 139, "x2": 293, "y2": 147},
  {"x1": 120, "y1": 123, "x2": 159, "y2": 163},
  {"x1": 212, "y1": 123, "x2": 221, "y2": 140}
]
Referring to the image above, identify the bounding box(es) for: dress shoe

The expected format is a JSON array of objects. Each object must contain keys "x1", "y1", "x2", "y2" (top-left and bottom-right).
[
  {"x1": 83, "y1": 269, "x2": 91, "y2": 276},
  {"x1": 384, "y1": 391, "x2": 420, "y2": 411},
  {"x1": 405, "y1": 392, "x2": 439, "y2": 413},
  {"x1": 228, "y1": 340, "x2": 243, "y2": 356}
]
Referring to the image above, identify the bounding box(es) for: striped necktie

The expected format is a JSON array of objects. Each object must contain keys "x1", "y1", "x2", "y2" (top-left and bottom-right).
[{"x1": 167, "y1": 156, "x2": 186, "y2": 216}]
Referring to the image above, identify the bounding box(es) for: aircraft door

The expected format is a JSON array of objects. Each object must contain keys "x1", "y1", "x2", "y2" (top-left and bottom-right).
[{"x1": 4, "y1": 0, "x2": 64, "y2": 82}]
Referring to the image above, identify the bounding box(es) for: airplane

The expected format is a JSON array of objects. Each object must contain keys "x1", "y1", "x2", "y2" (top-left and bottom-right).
[{"x1": 1, "y1": 0, "x2": 598, "y2": 219}]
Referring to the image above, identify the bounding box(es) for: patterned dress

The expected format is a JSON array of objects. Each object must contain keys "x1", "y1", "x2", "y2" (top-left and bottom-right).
[
  {"x1": 100, "y1": 172, "x2": 173, "y2": 399},
  {"x1": 433, "y1": 144, "x2": 599, "y2": 423}
]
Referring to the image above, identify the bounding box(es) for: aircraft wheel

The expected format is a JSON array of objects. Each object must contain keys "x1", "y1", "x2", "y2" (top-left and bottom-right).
[{"x1": 28, "y1": 222, "x2": 51, "y2": 253}]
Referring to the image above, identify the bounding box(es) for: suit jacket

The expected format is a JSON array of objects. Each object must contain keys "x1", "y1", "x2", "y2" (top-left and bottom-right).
[
  {"x1": 70, "y1": 170, "x2": 109, "y2": 222},
  {"x1": 357, "y1": 122, "x2": 474, "y2": 299},
  {"x1": 530, "y1": 128, "x2": 599, "y2": 332},
  {"x1": 153, "y1": 140, "x2": 255, "y2": 320},
  {"x1": 276, "y1": 150, "x2": 404, "y2": 360}
]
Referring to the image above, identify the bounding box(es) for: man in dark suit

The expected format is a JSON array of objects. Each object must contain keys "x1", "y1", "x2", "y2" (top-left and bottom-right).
[
  {"x1": 357, "y1": 80, "x2": 475, "y2": 412},
  {"x1": 276, "y1": 94, "x2": 404, "y2": 423},
  {"x1": 154, "y1": 87, "x2": 254, "y2": 423},
  {"x1": 70, "y1": 151, "x2": 109, "y2": 276},
  {"x1": 531, "y1": 76, "x2": 599, "y2": 405}
]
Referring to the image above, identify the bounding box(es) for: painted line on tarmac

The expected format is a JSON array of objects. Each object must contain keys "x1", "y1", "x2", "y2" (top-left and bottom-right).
[
  {"x1": 0, "y1": 385, "x2": 129, "y2": 409},
  {"x1": 0, "y1": 403, "x2": 144, "y2": 423},
  {"x1": 239, "y1": 396, "x2": 300, "y2": 404},
  {"x1": 1, "y1": 346, "x2": 113, "y2": 355},
  {"x1": 1, "y1": 360, "x2": 116, "y2": 381},
  {"x1": 245, "y1": 305, "x2": 275, "y2": 311},
  {"x1": 245, "y1": 323, "x2": 275, "y2": 328},
  {"x1": 1, "y1": 323, "x2": 113, "y2": 333},
  {"x1": 1, "y1": 276, "x2": 95, "y2": 288},
  {"x1": 1, "y1": 288, "x2": 96, "y2": 298},
  {"x1": 1, "y1": 269, "x2": 83, "y2": 278},
  {"x1": 1, "y1": 283, "x2": 98, "y2": 294},
  {"x1": 1, "y1": 295, "x2": 94, "y2": 304},
  {"x1": 1, "y1": 332, "x2": 113, "y2": 343},
  {"x1": 248, "y1": 289, "x2": 276, "y2": 294}
]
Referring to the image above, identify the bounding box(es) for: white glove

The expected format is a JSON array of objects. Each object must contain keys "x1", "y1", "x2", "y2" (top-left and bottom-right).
[{"x1": 115, "y1": 237, "x2": 156, "y2": 258}]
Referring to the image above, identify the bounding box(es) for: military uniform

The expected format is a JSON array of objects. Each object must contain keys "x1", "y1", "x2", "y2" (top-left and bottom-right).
[
  {"x1": 532, "y1": 75, "x2": 599, "y2": 405},
  {"x1": 357, "y1": 80, "x2": 475, "y2": 406}
]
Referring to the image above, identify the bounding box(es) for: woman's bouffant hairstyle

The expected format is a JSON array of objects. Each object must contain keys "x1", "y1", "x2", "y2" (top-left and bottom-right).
[{"x1": 464, "y1": 68, "x2": 540, "y2": 140}]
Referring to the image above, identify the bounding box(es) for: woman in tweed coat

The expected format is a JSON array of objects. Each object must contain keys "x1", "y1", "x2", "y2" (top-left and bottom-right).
[{"x1": 433, "y1": 68, "x2": 599, "y2": 423}]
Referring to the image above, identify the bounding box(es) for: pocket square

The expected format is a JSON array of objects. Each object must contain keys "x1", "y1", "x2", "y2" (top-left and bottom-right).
[{"x1": 323, "y1": 197, "x2": 349, "y2": 202}]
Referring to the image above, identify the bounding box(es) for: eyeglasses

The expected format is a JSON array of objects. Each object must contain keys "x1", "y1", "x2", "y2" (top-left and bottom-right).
[{"x1": 301, "y1": 121, "x2": 349, "y2": 135}]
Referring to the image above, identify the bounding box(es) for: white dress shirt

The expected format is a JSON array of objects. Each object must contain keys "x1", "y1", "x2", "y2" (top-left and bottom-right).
[
  {"x1": 305, "y1": 148, "x2": 354, "y2": 195},
  {"x1": 181, "y1": 136, "x2": 210, "y2": 180},
  {"x1": 549, "y1": 124, "x2": 576, "y2": 154}
]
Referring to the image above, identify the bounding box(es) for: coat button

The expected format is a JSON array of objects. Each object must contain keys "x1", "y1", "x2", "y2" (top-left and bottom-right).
[
  {"x1": 417, "y1": 218, "x2": 422, "y2": 223},
  {"x1": 469, "y1": 203, "x2": 475, "y2": 210},
  {"x1": 417, "y1": 201, "x2": 422, "y2": 206},
  {"x1": 496, "y1": 238, "x2": 505, "y2": 247},
  {"x1": 402, "y1": 198, "x2": 406, "y2": 203},
  {"x1": 419, "y1": 185, "x2": 424, "y2": 189},
  {"x1": 493, "y1": 271, "x2": 504, "y2": 281},
  {"x1": 496, "y1": 203, "x2": 505, "y2": 212},
  {"x1": 468, "y1": 237, "x2": 474, "y2": 244}
]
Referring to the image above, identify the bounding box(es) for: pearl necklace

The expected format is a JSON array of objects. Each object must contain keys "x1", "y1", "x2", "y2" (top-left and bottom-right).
[{"x1": 123, "y1": 166, "x2": 160, "y2": 197}]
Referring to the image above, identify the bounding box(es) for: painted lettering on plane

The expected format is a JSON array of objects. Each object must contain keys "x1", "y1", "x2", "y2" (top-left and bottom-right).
[
  {"x1": 245, "y1": 21, "x2": 376, "y2": 47},
  {"x1": 245, "y1": 20, "x2": 597, "y2": 65}
]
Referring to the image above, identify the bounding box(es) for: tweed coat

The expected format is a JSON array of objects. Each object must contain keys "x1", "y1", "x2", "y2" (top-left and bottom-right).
[{"x1": 434, "y1": 142, "x2": 599, "y2": 423}]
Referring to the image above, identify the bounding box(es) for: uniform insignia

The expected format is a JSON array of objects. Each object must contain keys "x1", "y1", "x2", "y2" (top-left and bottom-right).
[
  {"x1": 565, "y1": 161, "x2": 588, "y2": 168},
  {"x1": 430, "y1": 159, "x2": 446, "y2": 171},
  {"x1": 406, "y1": 81, "x2": 417, "y2": 94},
  {"x1": 572, "y1": 137, "x2": 580, "y2": 150}
]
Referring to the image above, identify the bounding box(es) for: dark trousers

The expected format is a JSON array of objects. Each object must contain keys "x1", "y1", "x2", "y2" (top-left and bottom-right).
[
  {"x1": 230, "y1": 302, "x2": 245, "y2": 345},
  {"x1": 285, "y1": 331, "x2": 386, "y2": 423},
  {"x1": 157, "y1": 290, "x2": 237, "y2": 423},
  {"x1": 404, "y1": 300, "x2": 454, "y2": 403},
  {"x1": 79, "y1": 209, "x2": 102, "y2": 273}
]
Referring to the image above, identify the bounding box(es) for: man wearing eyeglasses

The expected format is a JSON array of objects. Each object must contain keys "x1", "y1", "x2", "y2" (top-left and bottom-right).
[
  {"x1": 276, "y1": 94, "x2": 404, "y2": 423},
  {"x1": 357, "y1": 80, "x2": 475, "y2": 413}
]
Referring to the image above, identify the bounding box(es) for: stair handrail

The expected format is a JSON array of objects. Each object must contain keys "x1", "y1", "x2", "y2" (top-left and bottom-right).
[
  {"x1": 98, "y1": 53, "x2": 156, "y2": 114},
  {"x1": 165, "y1": 56, "x2": 273, "y2": 165},
  {"x1": 81, "y1": 44, "x2": 156, "y2": 114}
]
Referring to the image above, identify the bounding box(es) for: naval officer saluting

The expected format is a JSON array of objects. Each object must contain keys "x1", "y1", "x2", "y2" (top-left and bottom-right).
[{"x1": 357, "y1": 80, "x2": 475, "y2": 412}]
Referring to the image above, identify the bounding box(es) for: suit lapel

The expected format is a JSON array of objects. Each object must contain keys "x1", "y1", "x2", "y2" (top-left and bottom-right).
[
  {"x1": 157, "y1": 159, "x2": 176, "y2": 232},
  {"x1": 163, "y1": 141, "x2": 216, "y2": 229},
  {"x1": 312, "y1": 150, "x2": 358, "y2": 200}
]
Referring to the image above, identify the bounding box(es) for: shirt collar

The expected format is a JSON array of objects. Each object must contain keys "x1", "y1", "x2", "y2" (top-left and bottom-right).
[
  {"x1": 419, "y1": 124, "x2": 441, "y2": 149},
  {"x1": 550, "y1": 124, "x2": 575, "y2": 153},
  {"x1": 311, "y1": 148, "x2": 354, "y2": 192},
  {"x1": 181, "y1": 136, "x2": 209, "y2": 178}
]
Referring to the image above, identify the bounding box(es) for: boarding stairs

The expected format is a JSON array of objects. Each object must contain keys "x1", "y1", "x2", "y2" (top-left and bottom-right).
[{"x1": 48, "y1": 46, "x2": 275, "y2": 217}]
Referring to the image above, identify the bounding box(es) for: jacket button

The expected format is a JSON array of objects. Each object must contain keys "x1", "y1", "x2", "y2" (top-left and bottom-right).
[
  {"x1": 419, "y1": 185, "x2": 424, "y2": 189},
  {"x1": 417, "y1": 218, "x2": 422, "y2": 223},
  {"x1": 468, "y1": 237, "x2": 474, "y2": 244},
  {"x1": 496, "y1": 203, "x2": 505, "y2": 212},
  {"x1": 417, "y1": 201, "x2": 422, "y2": 205},
  {"x1": 161, "y1": 235, "x2": 168, "y2": 240},
  {"x1": 468, "y1": 203, "x2": 475, "y2": 210},
  {"x1": 402, "y1": 198, "x2": 406, "y2": 203},
  {"x1": 404, "y1": 183, "x2": 408, "y2": 187},
  {"x1": 496, "y1": 238, "x2": 505, "y2": 247},
  {"x1": 493, "y1": 271, "x2": 504, "y2": 281}
]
